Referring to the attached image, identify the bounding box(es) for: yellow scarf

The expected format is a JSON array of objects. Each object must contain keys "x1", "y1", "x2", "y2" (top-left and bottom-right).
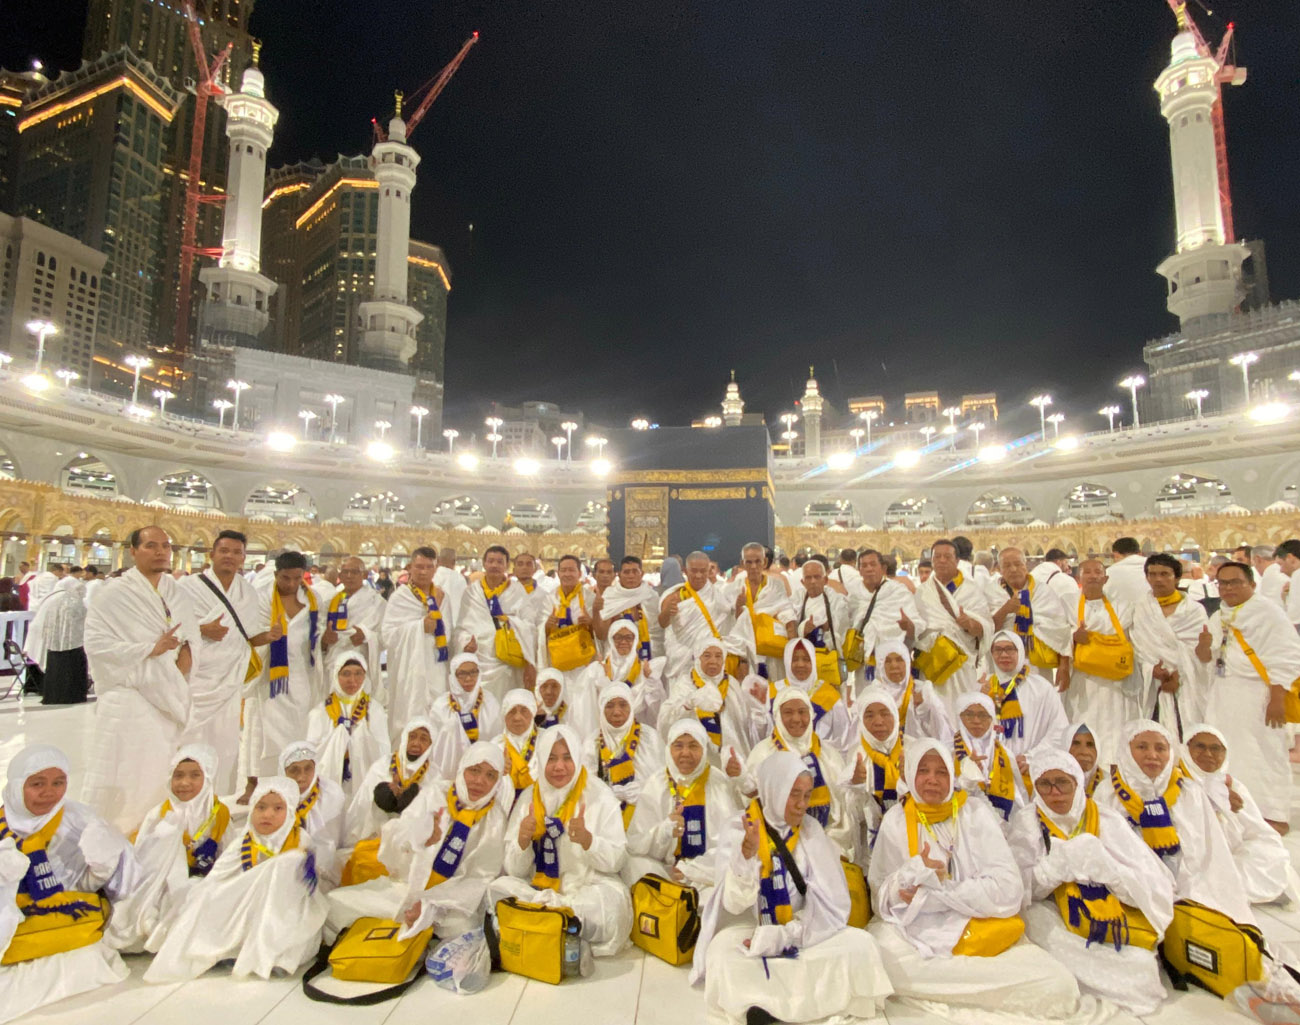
[
  {"x1": 954, "y1": 731, "x2": 1018, "y2": 820},
  {"x1": 903, "y1": 789, "x2": 968, "y2": 856},
  {"x1": 860, "y1": 735, "x2": 903, "y2": 807},
  {"x1": 1111, "y1": 764, "x2": 1183, "y2": 858},
  {"x1": 749, "y1": 796, "x2": 800, "y2": 925},
  {"x1": 1038, "y1": 799, "x2": 1131, "y2": 949},
  {"x1": 390, "y1": 750, "x2": 430, "y2": 789},
  {"x1": 293, "y1": 780, "x2": 321, "y2": 830},
  {"x1": 771, "y1": 730, "x2": 831, "y2": 825},
  {"x1": 239, "y1": 823, "x2": 300, "y2": 871},
  {"x1": 1156, "y1": 591, "x2": 1184, "y2": 608},
  {"x1": 448, "y1": 688, "x2": 485, "y2": 741},
  {"x1": 505, "y1": 730, "x2": 537, "y2": 793},
  {"x1": 529, "y1": 768, "x2": 588, "y2": 890},
  {"x1": 159, "y1": 796, "x2": 230, "y2": 871},
  {"x1": 425, "y1": 787, "x2": 495, "y2": 887},
  {"x1": 599, "y1": 723, "x2": 642, "y2": 828},
  {"x1": 692, "y1": 670, "x2": 728, "y2": 747},
  {"x1": 667, "y1": 767, "x2": 710, "y2": 859}
]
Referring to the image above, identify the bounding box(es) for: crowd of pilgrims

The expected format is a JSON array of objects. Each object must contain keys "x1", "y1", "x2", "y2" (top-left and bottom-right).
[{"x1": 5, "y1": 525, "x2": 1300, "y2": 1024}]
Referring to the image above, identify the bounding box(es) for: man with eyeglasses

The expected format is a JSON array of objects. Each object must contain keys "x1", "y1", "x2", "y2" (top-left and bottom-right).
[{"x1": 1205, "y1": 561, "x2": 1300, "y2": 833}]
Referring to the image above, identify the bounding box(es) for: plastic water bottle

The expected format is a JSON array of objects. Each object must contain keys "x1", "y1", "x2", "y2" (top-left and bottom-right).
[{"x1": 562, "y1": 921, "x2": 582, "y2": 978}]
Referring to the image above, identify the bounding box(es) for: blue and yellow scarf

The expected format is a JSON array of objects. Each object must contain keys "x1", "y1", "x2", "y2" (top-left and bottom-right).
[
  {"x1": 954, "y1": 731, "x2": 1017, "y2": 820},
  {"x1": 1039, "y1": 799, "x2": 1131, "y2": 950},
  {"x1": 692, "y1": 670, "x2": 728, "y2": 747},
  {"x1": 426, "y1": 788, "x2": 495, "y2": 886},
  {"x1": 771, "y1": 731, "x2": 831, "y2": 828},
  {"x1": 529, "y1": 768, "x2": 587, "y2": 890},
  {"x1": 411, "y1": 584, "x2": 449, "y2": 662},
  {"x1": 987, "y1": 667, "x2": 1026, "y2": 740},
  {"x1": 599, "y1": 722, "x2": 642, "y2": 828},
  {"x1": 326, "y1": 589, "x2": 349, "y2": 631},
  {"x1": 1111, "y1": 764, "x2": 1183, "y2": 860},
  {"x1": 449, "y1": 689, "x2": 484, "y2": 741},
  {"x1": 269, "y1": 586, "x2": 318, "y2": 698},
  {"x1": 750, "y1": 797, "x2": 800, "y2": 925},
  {"x1": 667, "y1": 767, "x2": 709, "y2": 859}
]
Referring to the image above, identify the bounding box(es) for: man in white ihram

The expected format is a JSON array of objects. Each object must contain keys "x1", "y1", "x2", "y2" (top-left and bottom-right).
[
  {"x1": 913, "y1": 538, "x2": 992, "y2": 715},
  {"x1": 1103, "y1": 536, "x2": 1149, "y2": 605},
  {"x1": 321, "y1": 555, "x2": 386, "y2": 702},
  {"x1": 83, "y1": 526, "x2": 199, "y2": 832}
]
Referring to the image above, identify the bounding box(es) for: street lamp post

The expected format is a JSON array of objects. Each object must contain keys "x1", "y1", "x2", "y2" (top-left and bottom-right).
[
  {"x1": 585, "y1": 435, "x2": 607, "y2": 459},
  {"x1": 153, "y1": 388, "x2": 174, "y2": 415},
  {"x1": 410, "y1": 405, "x2": 429, "y2": 449},
  {"x1": 1118, "y1": 375, "x2": 1145, "y2": 429},
  {"x1": 968, "y1": 421, "x2": 986, "y2": 448},
  {"x1": 487, "y1": 432, "x2": 502, "y2": 458},
  {"x1": 781, "y1": 429, "x2": 799, "y2": 455},
  {"x1": 779, "y1": 412, "x2": 799, "y2": 456},
  {"x1": 324, "y1": 393, "x2": 345, "y2": 443},
  {"x1": 941, "y1": 406, "x2": 960, "y2": 431},
  {"x1": 126, "y1": 354, "x2": 152, "y2": 407},
  {"x1": 227, "y1": 379, "x2": 250, "y2": 430},
  {"x1": 551, "y1": 435, "x2": 566, "y2": 462},
  {"x1": 441, "y1": 427, "x2": 458, "y2": 453},
  {"x1": 1029, "y1": 394, "x2": 1052, "y2": 439},
  {"x1": 212, "y1": 398, "x2": 233, "y2": 428},
  {"x1": 703, "y1": 416, "x2": 722, "y2": 428},
  {"x1": 920, "y1": 425, "x2": 937, "y2": 447},
  {"x1": 56, "y1": 369, "x2": 80, "y2": 389},
  {"x1": 849, "y1": 427, "x2": 865, "y2": 449},
  {"x1": 297, "y1": 409, "x2": 318, "y2": 438},
  {"x1": 859, "y1": 409, "x2": 879, "y2": 448},
  {"x1": 1098, "y1": 404, "x2": 1121, "y2": 432},
  {"x1": 1046, "y1": 412, "x2": 1065, "y2": 438},
  {"x1": 375, "y1": 420, "x2": 392, "y2": 440},
  {"x1": 1229, "y1": 352, "x2": 1258, "y2": 404},
  {"x1": 942, "y1": 423, "x2": 956, "y2": 450},
  {"x1": 25, "y1": 320, "x2": 56, "y2": 377},
  {"x1": 630, "y1": 418, "x2": 650, "y2": 431},
  {"x1": 1185, "y1": 389, "x2": 1209, "y2": 418},
  {"x1": 560, "y1": 420, "x2": 577, "y2": 466}
]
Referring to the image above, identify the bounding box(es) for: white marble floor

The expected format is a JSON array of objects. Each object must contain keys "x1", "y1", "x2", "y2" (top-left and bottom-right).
[{"x1": 1, "y1": 696, "x2": 1297, "y2": 1025}]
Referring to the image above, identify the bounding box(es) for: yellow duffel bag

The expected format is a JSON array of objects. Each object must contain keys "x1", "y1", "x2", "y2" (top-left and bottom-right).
[
  {"x1": 494, "y1": 624, "x2": 527, "y2": 668},
  {"x1": 301, "y1": 917, "x2": 433, "y2": 1004},
  {"x1": 841, "y1": 858, "x2": 871, "y2": 928},
  {"x1": 631, "y1": 873, "x2": 700, "y2": 965},
  {"x1": 495, "y1": 897, "x2": 575, "y2": 985},
  {"x1": 547, "y1": 623, "x2": 596, "y2": 671},
  {"x1": 1163, "y1": 900, "x2": 1265, "y2": 997},
  {"x1": 1, "y1": 892, "x2": 108, "y2": 964},
  {"x1": 913, "y1": 635, "x2": 967, "y2": 686}
]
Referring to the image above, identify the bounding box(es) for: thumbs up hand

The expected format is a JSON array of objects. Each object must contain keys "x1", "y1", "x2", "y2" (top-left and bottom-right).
[{"x1": 569, "y1": 802, "x2": 593, "y2": 850}]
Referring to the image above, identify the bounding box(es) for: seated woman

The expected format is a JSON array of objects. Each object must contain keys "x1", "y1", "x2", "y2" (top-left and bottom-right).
[
  {"x1": 588, "y1": 682, "x2": 666, "y2": 838},
  {"x1": 496, "y1": 689, "x2": 540, "y2": 810},
  {"x1": 846, "y1": 684, "x2": 904, "y2": 861},
  {"x1": 107, "y1": 744, "x2": 232, "y2": 953},
  {"x1": 626, "y1": 719, "x2": 740, "y2": 901},
  {"x1": 743, "y1": 689, "x2": 856, "y2": 858},
  {"x1": 867, "y1": 640, "x2": 953, "y2": 742},
  {"x1": 145, "y1": 776, "x2": 328, "y2": 982},
  {"x1": 867, "y1": 740, "x2": 1083, "y2": 1016},
  {"x1": 982, "y1": 630, "x2": 1072, "y2": 768},
  {"x1": 326, "y1": 741, "x2": 507, "y2": 941},
  {"x1": 343, "y1": 720, "x2": 435, "y2": 881},
  {"x1": 533, "y1": 668, "x2": 597, "y2": 738},
  {"x1": 1184, "y1": 723, "x2": 1298, "y2": 909},
  {"x1": 1068, "y1": 721, "x2": 1105, "y2": 796},
  {"x1": 489, "y1": 724, "x2": 632, "y2": 956},
  {"x1": 279, "y1": 740, "x2": 347, "y2": 883},
  {"x1": 953, "y1": 692, "x2": 1029, "y2": 823},
  {"x1": 429, "y1": 653, "x2": 503, "y2": 780},
  {"x1": 1008, "y1": 748, "x2": 1174, "y2": 1015},
  {"x1": 658, "y1": 638, "x2": 766, "y2": 770},
  {"x1": 0, "y1": 745, "x2": 142, "y2": 1024},
  {"x1": 1099, "y1": 719, "x2": 1300, "y2": 1008},
  {"x1": 691, "y1": 751, "x2": 893, "y2": 1025},
  {"x1": 306, "y1": 651, "x2": 389, "y2": 800},
  {"x1": 770, "y1": 638, "x2": 855, "y2": 754},
  {"x1": 585, "y1": 618, "x2": 667, "y2": 725}
]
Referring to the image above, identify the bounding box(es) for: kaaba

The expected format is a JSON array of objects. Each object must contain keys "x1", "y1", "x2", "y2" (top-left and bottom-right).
[{"x1": 605, "y1": 426, "x2": 774, "y2": 567}]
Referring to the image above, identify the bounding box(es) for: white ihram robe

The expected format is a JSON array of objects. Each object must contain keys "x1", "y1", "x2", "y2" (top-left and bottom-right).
[
  {"x1": 691, "y1": 751, "x2": 893, "y2": 1024},
  {"x1": 83, "y1": 568, "x2": 199, "y2": 833},
  {"x1": 145, "y1": 776, "x2": 329, "y2": 981},
  {"x1": 847, "y1": 578, "x2": 927, "y2": 695},
  {"x1": 725, "y1": 575, "x2": 795, "y2": 680},
  {"x1": 241, "y1": 585, "x2": 322, "y2": 778},
  {"x1": 581, "y1": 619, "x2": 667, "y2": 725},
  {"x1": 1130, "y1": 591, "x2": 1210, "y2": 736},
  {"x1": 660, "y1": 579, "x2": 732, "y2": 681},
  {"x1": 454, "y1": 578, "x2": 536, "y2": 700},
  {"x1": 428, "y1": 655, "x2": 503, "y2": 781},
  {"x1": 178, "y1": 569, "x2": 260, "y2": 795},
  {"x1": 489, "y1": 725, "x2": 632, "y2": 955},
  {"x1": 867, "y1": 740, "x2": 1084, "y2": 1019},
  {"x1": 1008, "y1": 748, "x2": 1174, "y2": 1015},
  {"x1": 305, "y1": 653, "x2": 390, "y2": 801},
  {"x1": 0, "y1": 745, "x2": 143, "y2": 1025},
  {"x1": 381, "y1": 582, "x2": 454, "y2": 744},
  {"x1": 914, "y1": 573, "x2": 993, "y2": 716},
  {"x1": 995, "y1": 574, "x2": 1073, "y2": 669},
  {"x1": 983, "y1": 631, "x2": 1072, "y2": 761},
  {"x1": 1206, "y1": 594, "x2": 1300, "y2": 822},
  {"x1": 869, "y1": 641, "x2": 954, "y2": 743},
  {"x1": 321, "y1": 585, "x2": 386, "y2": 704},
  {"x1": 1065, "y1": 594, "x2": 1138, "y2": 766},
  {"x1": 658, "y1": 639, "x2": 768, "y2": 764}
]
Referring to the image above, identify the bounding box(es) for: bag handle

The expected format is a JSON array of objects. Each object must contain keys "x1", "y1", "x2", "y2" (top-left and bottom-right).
[
  {"x1": 198, "y1": 573, "x2": 251, "y2": 641},
  {"x1": 300, "y1": 942, "x2": 425, "y2": 1006},
  {"x1": 762, "y1": 821, "x2": 807, "y2": 897}
]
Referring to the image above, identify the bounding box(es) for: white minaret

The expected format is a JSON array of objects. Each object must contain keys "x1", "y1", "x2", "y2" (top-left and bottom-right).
[
  {"x1": 721, "y1": 369, "x2": 744, "y2": 426},
  {"x1": 198, "y1": 46, "x2": 279, "y2": 348},
  {"x1": 357, "y1": 93, "x2": 424, "y2": 371},
  {"x1": 801, "y1": 366, "x2": 823, "y2": 460},
  {"x1": 1153, "y1": 24, "x2": 1248, "y2": 327}
]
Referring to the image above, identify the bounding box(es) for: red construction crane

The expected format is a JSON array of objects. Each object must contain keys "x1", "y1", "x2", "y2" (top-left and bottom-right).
[
  {"x1": 1164, "y1": 2, "x2": 1247, "y2": 243},
  {"x1": 173, "y1": 0, "x2": 232, "y2": 353},
  {"x1": 371, "y1": 32, "x2": 479, "y2": 144}
]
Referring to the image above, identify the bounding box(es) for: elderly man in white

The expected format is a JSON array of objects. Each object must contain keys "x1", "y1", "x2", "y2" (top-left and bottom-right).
[
  {"x1": 658, "y1": 550, "x2": 732, "y2": 680},
  {"x1": 992, "y1": 546, "x2": 1073, "y2": 691},
  {"x1": 913, "y1": 538, "x2": 992, "y2": 715},
  {"x1": 320, "y1": 556, "x2": 386, "y2": 702},
  {"x1": 725, "y1": 541, "x2": 796, "y2": 680},
  {"x1": 846, "y1": 549, "x2": 923, "y2": 694}
]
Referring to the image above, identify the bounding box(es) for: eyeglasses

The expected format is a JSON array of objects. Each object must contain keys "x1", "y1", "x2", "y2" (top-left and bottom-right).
[
  {"x1": 454, "y1": 668, "x2": 480, "y2": 680},
  {"x1": 1035, "y1": 777, "x2": 1077, "y2": 794}
]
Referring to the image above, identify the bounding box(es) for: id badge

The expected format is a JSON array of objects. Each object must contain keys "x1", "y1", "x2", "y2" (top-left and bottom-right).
[{"x1": 1214, "y1": 657, "x2": 1226, "y2": 678}]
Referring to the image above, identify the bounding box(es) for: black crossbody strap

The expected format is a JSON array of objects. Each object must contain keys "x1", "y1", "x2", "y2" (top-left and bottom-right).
[
  {"x1": 855, "y1": 586, "x2": 880, "y2": 634},
  {"x1": 198, "y1": 573, "x2": 251, "y2": 641},
  {"x1": 763, "y1": 820, "x2": 807, "y2": 897}
]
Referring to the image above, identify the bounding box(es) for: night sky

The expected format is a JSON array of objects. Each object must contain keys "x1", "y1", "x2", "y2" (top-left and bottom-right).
[{"x1": 6, "y1": 1, "x2": 1300, "y2": 438}]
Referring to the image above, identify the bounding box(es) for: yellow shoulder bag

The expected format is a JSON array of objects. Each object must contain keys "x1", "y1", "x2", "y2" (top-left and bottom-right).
[
  {"x1": 950, "y1": 914, "x2": 1025, "y2": 957},
  {"x1": 1162, "y1": 900, "x2": 1265, "y2": 997},
  {"x1": 494, "y1": 897, "x2": 575, "y2": 984},
  {"x1": 914, "y1": 580, "x2": 969, "y2": 686},
  {"x1": 1230, "y1": 625, "x2": 1300, "y2": 724},
  {"x1": 547, "y1": 624, "x2": 596, "y2": 672},
  {"x1": 746, "y1": 582, "x2": 789, "y2": 659},
  {"x1": 494, "y1": 622, "x2": 527, "y2": 668},
  {"x1": 630, "y1": 873, "x2": 700, "y2": 965},
  {"x1": 301, "y1": 917, "x2": 433, "y2": 1003},
  {"x1": 841, "y1": 858, "x2": 871, "y2": 928},
  {"x1": 1072, "y1": 595, "x2": 1134, "y2": 680}
]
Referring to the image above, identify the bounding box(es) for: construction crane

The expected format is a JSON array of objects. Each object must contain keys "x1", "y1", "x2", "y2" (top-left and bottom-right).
[
  {"x1": 173, "y1": 0, "x2": 232, "y2": 353},
  {"x1": 1165, "y1": 1, "x2": 1247, "y2": 243},
  {"x1": 371, "y1": 31, "x2": 479, "y2": 144}
]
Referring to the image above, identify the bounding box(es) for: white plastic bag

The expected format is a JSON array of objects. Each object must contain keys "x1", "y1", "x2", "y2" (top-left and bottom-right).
[{"x1": 425, "y1": 927, "x2": 491, "y2": 994}]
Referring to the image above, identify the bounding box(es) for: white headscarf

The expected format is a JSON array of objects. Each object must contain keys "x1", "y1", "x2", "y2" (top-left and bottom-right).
[
  {"x1": 448, "y1": 652, "x2": 482, "y2": 704},
  {"x1": 1182, "y1": 722, "x2": 1231, "y2": 810},
  {"x1": 598, "y1": 681, "x2": 636, "y2": 750},
  {"x1": 535, "y1": 724, "x2": 584, "y2": 814},
  {"x1": 396, "y1": 717, "x2": 436, "y2": 778},
  {"x1": 246, "y1": 775, "x2": 301, "y2": 853},
  {"x1": 1116, "y1": 719, "x2": 1177, "y2": 800},
  {"x1": 605, "y1": 619, "x2": 641, "y2": 682},
  {"x1": 278, "y1": 739, "x2": 318, "y2": 795},
  {"x1": 165, "y1": 743, "x2": 219, "y2": 837},
  {"x1": 955, "y1": 691, "x2": 997, "y2": 761},
  {"x1": 665, "y1": 718, "x2": 710, "y2": 786},
  {"x1": 872, "y1": 639, "x2": 912, "y2": 687},
  {"x1": 1067, "y1": 719, "x2": 1100, "y2": 775},
  {"x1": 535, "y1": 668, "x2": 566, "y2": 715},
  {"x1": 692, "y1": 636, "x2": 727, "y2": 685},
  {"x1": 502, "y1": 688, "x2": 538, "y2": 743},
  {"x1": 2, "y1": 744, "x2": 70, "y2": 836},
  {"x1": 1028, "y1": 747, "x2": 1087, "y2": 835},
  {"x1": 772, "y1": 687, "x2": 815, "y2": 755},
  {"x1": 856, "y1": 684, "x2": 900, "y2": 755},
  {"x1": 756, "y1": 750, "x2": 811, "y2": 832},
  {"x1": 782, "y1": 636, "x2": 817, "y2": 689},
  {"x1": 987, "y1": 629, "x2": 1029, "y2": 686},
  {"x1": 328, "y1": 649, "x2": 369, "y2": 704},
  {"x1": 453, "y1": 740, "x2": 506, "y2": 811},
  {"x1": 903, "y1": 738, "x2": 955, "y2": 805}
]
